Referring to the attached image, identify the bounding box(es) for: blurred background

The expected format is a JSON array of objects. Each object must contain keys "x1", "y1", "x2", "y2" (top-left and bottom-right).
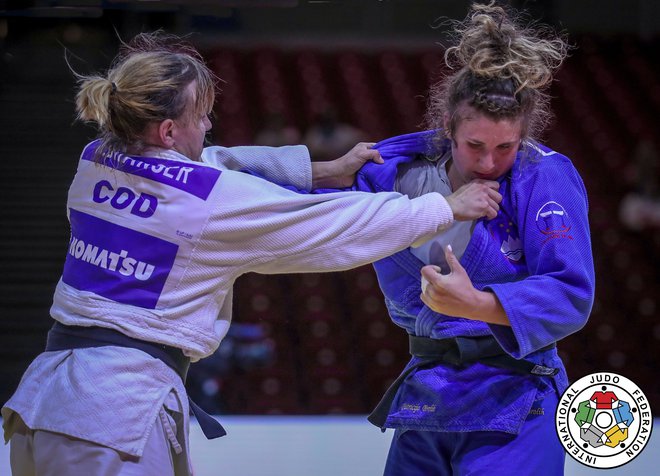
[{"x1": 0, "y1": 0, "x2": 658, "y2": 425}]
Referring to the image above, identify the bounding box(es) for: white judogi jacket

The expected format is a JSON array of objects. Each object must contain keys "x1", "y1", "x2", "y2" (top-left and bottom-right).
[{"x1": 3, "y1": 142, "x2": 454, "y2": 458}]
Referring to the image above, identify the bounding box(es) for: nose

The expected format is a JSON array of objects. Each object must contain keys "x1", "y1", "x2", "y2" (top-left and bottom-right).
[{"x1": 478, "y1": 151, "x2": 495, "y2": 173}]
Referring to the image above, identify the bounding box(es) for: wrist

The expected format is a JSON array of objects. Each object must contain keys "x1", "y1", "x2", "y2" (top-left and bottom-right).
[
  {"x1": 445, "y1": 194, "x2": 457, "y2": 219},
  {"x1": 311, "y1": 159, "x2": 352, "y2": 189}
]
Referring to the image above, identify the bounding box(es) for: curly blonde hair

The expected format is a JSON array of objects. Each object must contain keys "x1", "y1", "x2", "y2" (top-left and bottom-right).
[
  {"x1": 427, "y1": 2, "x2": 568, "y2": 143},
  {"x1": 74, "y1": 32, "x2": 217, "y2": 156}
]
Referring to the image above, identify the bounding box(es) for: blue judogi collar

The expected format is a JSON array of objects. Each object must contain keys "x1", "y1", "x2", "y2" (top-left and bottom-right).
[{"x1": 355, "y1": 130, "x2": 442, "y2": 193}]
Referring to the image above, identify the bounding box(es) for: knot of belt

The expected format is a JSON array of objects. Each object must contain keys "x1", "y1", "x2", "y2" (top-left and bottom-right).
[
  {"x1": 367, "y1": 334, "x2": 558, "y2": 430},
  {"x1": 45, "y1": 322, "x2": 226, "y2": 439}
]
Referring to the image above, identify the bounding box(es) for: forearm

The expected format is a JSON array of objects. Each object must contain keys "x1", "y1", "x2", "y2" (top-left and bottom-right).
[
  {"x1": 311, "y1": 142, "x2": 382, "y2": 189},
  {"x1": 422, "y1": 284, "x2": 511, "y2": 326},
  {"x1": 311, "y1": 161, "x2": 355, "y2": 189},
  {"x1": 420, "y1": 252, "x2": 509, "y2": 325},
  {"x1": 465, "y1": 290, "x2": 511, "y2": 326}
]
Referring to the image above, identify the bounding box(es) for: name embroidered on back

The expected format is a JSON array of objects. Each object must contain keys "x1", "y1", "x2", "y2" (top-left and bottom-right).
[{"x1": 82, "y1": 140, "x2": 221, "y2": 200}]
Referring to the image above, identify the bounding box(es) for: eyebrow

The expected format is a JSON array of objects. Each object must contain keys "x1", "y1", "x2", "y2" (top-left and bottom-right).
[{"x1": 467, "y1": 139, "x2": 517, "y2": 146}]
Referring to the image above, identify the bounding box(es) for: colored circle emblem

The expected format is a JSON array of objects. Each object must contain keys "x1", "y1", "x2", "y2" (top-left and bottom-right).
[
  {"x1": 555, "y1": 372, "x2": 653, "y2": 469},
  {"x1": 535, "y1": 201, "x2": 570, "y2": 235}
]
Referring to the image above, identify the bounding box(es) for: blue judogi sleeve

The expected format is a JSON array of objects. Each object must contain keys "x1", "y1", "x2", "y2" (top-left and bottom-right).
[{"x1": 485, "y1": 147, "x2": 595, "y2": 358}]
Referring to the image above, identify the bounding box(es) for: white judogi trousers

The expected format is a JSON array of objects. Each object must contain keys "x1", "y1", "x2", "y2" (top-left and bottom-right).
[{"x1": 9, "y1": 405, "x2": 190, "y2": 476}]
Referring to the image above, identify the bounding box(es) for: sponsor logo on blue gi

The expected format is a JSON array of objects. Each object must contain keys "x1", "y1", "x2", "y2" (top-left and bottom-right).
[
  {"x1": 536, "y1": 201, "x2": 572, "y2": 242},
  {"x1": 62, "y1": 209, "x2": 178, "y2": 309}
]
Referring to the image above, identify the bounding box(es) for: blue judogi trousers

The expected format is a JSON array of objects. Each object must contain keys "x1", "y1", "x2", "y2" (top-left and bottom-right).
[{"x1": 384, "y1": 391, "x2": 565, "y2": 476}]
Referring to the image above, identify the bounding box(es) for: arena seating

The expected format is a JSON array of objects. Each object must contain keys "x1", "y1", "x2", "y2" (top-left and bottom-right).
[
  {"x1": 0, "y1": 35, "x2": 657, "y2": 415},
  {"x1": 201, "y1": 36, "x2": 659, "y2": 414}
]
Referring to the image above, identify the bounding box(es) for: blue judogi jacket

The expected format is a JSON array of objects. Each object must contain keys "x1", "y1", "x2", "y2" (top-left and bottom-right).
[
  {"x1": 253, "y1": 130, "x2": 594, "y2": 434},
  {"x1": 352, "y1": 131, "x2": 594, "y2": 433}
]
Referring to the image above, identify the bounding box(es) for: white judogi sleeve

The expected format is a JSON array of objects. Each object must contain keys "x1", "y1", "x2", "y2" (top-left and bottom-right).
[
  {"x1": 201, "y1": 145, "x2": 312, "y2": 191},
  {"x1": 202, "y1": 169, "x2": 453, "y2": 275}
]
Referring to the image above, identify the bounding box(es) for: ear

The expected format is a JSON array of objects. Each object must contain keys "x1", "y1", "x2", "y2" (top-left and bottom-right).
[
  {"x1": 443, "y1": 113, "x2": 451, "y2": 138},
  {"x1": 157, "y1": 119, "x2": 177, "y2": 149}
]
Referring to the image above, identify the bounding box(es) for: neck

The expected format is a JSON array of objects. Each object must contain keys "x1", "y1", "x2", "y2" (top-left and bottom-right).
[
  {"x1": 446, "y1": 159, "x2": 467, "y2": 191},
  {"x1": 131, "y1": 145, "x2": 190, "y2": 161},
  {"x1": 139, "y1": 145, "x2": 171, "y2": 157}
]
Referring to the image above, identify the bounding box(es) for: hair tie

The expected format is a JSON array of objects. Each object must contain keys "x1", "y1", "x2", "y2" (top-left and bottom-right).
[{"x1": 110, "y1": 81, "x2": 117, "y2": 94}]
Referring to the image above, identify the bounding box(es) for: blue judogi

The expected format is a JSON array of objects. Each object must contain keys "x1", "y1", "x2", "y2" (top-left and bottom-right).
[
  {"x1": 357, "y1": 131, "x2": 595, "y2": 474},
  {"x1": 249, "y1": 130, "x2": 594, "y2": 474}
]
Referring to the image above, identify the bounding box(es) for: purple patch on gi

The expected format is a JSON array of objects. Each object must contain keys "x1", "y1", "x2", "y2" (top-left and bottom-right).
[
  {"x1": 62, "y1": 208, "x2": 178, "y2": 309},
  {"x1": 82, "y1": 140, "x2": 221, "y2": 200}
]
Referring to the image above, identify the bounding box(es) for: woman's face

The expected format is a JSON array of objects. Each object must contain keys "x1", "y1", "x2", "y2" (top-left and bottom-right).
[
  {"x1": 445, "y1": 106, "x2": 523, "y2": 187},
  {"x1": 172, "y1": 81, "x2": 212, "y2": 161}
]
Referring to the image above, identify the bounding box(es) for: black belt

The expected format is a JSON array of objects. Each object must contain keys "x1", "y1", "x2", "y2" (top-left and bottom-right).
[
  {"x1": 367, "y1": 334, "x2": 558, "y2": 429},
  {"x1": 46, "y1": 322, "x2": 226, "y2": 439}
]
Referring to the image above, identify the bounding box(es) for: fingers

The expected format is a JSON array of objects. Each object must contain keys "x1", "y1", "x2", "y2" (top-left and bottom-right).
[
  {"x1": 353, "y1": 142, "x2": 376, "y2": 152},
  {"x1": 359, "y1": 143, "x2": 383, "y2": 164},
  {"x1": 364, "y1": 148, "x2": 384, "y2": 164},
  {"x1": 471, "y1": 179, "x2": 502, "y2": 219},
  {"x1": 485, "y1": 196, "x2": 500, "y2": 219},
  {"x1": 420, "y1": 265, "x2": 443, "y2": 293},
  {"x1": 487, "y1": 186, "x2": 502, "y2": 204},
  {"x1": 474, "y1": 180, "x2": 502, "y2": 203},
  {"x1": 351, "y1": 142, "x2": 383, "y2": 164},
  {"x1": 471, "y1": 178, "x2": 500, "y2": 190},
  {"x1": 421, "y1": 275, "x2": 430, "y2": 294},
  {"x1": 421, "y1": 265, "x2": 442, "y2": 279},
  {"x1": 421, "y1": 264, "x2": 443, "y2": 301},
  {"x1": 443, "y1": 179, "x2": 504, "y2": 221},
  {"x1": 420, "y1": 292, "x2": 432, "y2": 309}
]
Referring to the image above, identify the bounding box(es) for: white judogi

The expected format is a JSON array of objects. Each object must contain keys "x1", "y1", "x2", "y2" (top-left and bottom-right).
[{"x1": 3, "y1": 143, "x2": 454, "y2": 475}]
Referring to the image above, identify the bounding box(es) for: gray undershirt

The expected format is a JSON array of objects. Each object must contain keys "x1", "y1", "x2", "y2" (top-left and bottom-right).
[{"x1": 394, "y1": 152, "x2": 474, "y2": 273}]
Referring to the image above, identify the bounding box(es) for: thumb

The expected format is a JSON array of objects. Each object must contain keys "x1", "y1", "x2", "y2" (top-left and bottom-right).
[
  {"x1": 444, "y1": 245, "x2": 459, "y2": 273},
  {"x1": 366, "y1": 149, "x2": 384, "y2": 164}
]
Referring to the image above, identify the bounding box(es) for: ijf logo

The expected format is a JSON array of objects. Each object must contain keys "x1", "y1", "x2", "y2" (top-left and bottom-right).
[{"x1": 555, "y1": 372, "x2": 653, "y2": 469}]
